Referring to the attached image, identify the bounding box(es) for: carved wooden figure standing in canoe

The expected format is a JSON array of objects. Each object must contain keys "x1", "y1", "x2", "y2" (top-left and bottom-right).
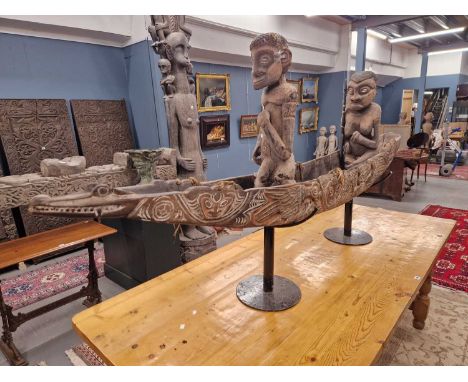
[
  {"x1": 343, "y1": 71, "x2": 381, "y2": 168},
  {"x1": 250, "y1": 33, "x2": 298, "y2": 187}
]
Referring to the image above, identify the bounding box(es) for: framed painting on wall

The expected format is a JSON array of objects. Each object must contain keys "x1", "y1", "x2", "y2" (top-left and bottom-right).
[
  {"x1": 286, "y1": 79, "x2": 301, "y2": 98},
  {"x1": 200, "y1": 115, "x2": 230, "y2": 149},
  {"x1": 239, "y1": 115, "x2": 259, "y2": 138},
  {"x1": 196, "y1": 73, "x2": 231, "y2": 113},
  {"x1": 301, "y1": 77, "x2": 318, "y2": 103},
  {"x1": 299, "y1": 106, "x2": 319, "y2": 134}
]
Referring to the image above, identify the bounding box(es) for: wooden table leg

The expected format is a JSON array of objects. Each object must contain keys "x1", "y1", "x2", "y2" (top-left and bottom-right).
[
  {"x1": 83, "y1": 240, "x2": 102, "y2": 308},
  {"x1": 411, "y1": 273, "x2": 432, "y2": 330},
  {"x1": 0, "y1": 282, "x2": 28, "y2": 366}
]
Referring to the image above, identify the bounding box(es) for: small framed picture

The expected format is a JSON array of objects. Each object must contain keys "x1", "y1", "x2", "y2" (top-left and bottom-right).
[
  {"x1": 301, "y1": 77, "x2": 318, "y2": 103},
  {"x1": 239, "y1": 114, "x2": 259, "y2": 138},
  {"x1": 196, "y1": 73, "x2": 231, "y2": 113},
  {"x1": 286, "y1": 79, "x2": 301, "y2": 97},
  {"x1": 200, "y1": 115, "x2": 230, "y2": 149},
  {"x1": 299, "y1": 106, "x2": 319, "y2": 134}
]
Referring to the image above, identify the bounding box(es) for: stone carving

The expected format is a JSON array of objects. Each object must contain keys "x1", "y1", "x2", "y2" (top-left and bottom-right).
[
  {"x1": 422, "y1": 112, "x2": 434, "y2": 139},
  {"x1": 70, "y1": 100, "x2": 135, "y2": 167},
  {"x1": 29, "y1": 133, "x2": 400, "y2": 228},
  {"x1": 149, "y1": 15, "x2": 215, "y2": 260},
  {"x1": 250, "y1": 33, "x2": 298, "y2": 187},
  {"x1": 40, "y1": 156, "x2": 86, "y2": 177},
  {"x1": 343, "y1": 71, "x2": 381, "y2": 169},
  {"x1": 125, "y1": 149, "x2": 177, "y2": 184},
  {"x1": 0, "y1": 99, "x2": 78, "y2": 175},
  {"x1": 314, "y1": 126, "x2": 328, "y2": 158},
  {"x1": 326, "y1": 125, "x2": 339, "y2": 155}
]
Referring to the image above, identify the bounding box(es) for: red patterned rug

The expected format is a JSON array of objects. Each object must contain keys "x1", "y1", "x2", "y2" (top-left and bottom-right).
[
  {"x1": 1, "y1": 249, "x2": 105, "y2": 311},
  {"x1": 420, "y1": 205, "x2": 468, "y2": 292},
  {"x1": 426, "y1": 163, "x2": 468, "y2": 181}
]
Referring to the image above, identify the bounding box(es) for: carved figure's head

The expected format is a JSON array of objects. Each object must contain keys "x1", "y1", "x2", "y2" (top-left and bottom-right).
[
  {"x1": 250, "y1": 33, "x2": 292, "y2": 90},
  {"x1": 319, "y1": 126, "x2": 327, "y2": 135},
  {"x1": 424, "y1": 112, "x2": 434, "y2": 122},
  {"x1": 165, "y1": 31, "x2": 191, "y2": 68},
  {"x1": 329, "y1": 125, "x2": 336, "y2": 134},
  {"x1": 346, "y1": 71, "x2": 377, "y2": 112},
  {"x1": 158, "y1": 59, "x2": 172, "y2": 74}
]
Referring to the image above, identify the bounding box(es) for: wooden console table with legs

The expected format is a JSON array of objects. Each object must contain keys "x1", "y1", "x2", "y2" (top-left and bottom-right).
[
  {"x1": 72, "y1": 206, "x2": 455, "y2": 366},
  {"x1": 0, "y1": 221, "x2": 116, "y2": 365}
]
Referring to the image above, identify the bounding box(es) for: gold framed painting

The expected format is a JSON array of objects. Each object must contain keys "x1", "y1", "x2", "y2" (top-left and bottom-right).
[
  {"x1": 239, "y1": 114, "x2": 259, "y2": 138},
  {"x1": 299, "y1": 106, "x2": 319, "y2": 134},
  {"x1": 286, "y1": 79, "x2": 301, "y2": 97},
  {"x1": 196, "y1": 73, "x2": 231, "y2": 112},
  {"x1": 301, "y1": 77, "x2": 318, "y2": 103}
]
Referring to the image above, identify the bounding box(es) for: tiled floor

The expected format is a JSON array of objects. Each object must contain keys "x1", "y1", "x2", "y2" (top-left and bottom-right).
[{"x1": 0, "y1": 174, "x2": 467, "y2": 366}]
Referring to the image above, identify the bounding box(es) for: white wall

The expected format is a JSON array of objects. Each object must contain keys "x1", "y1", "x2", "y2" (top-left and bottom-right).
[
  {"x1": 0, "y1": 15, "x2": 133, "y2": 46},
  {"x1": 461, "y1": 52, "x2": 468, "y2": 76},
  {"x1": 184, "y1": 15, "x2": 345, "y2": 72},
  {"x1": 0, "y1": 15, "x2": 348, "y2": 73},
  {"x1": 427, "y1": 52, "x2": 463, "y2": 77}
]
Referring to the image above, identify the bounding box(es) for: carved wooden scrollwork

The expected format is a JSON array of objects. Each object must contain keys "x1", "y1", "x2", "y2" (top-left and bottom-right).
[
  {"x1": 0, "y1": 99, "x2": 78, "y2": 175},
  {"x1": 71, "y1": 100, "x2": 135, "y2": 167}
]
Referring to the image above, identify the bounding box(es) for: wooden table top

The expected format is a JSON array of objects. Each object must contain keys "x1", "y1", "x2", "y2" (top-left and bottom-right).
[
  {"x1": 72, "y1": 205, "x2": 455, "y2": 366},
  {"x1": 0, "y1": 221, "x2": 116, "y2": 269}
]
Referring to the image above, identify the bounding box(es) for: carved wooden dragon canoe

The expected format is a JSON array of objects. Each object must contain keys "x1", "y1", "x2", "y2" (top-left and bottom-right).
[{"x1": 29, "y1": 133, "x2": 400, "y2": 228}]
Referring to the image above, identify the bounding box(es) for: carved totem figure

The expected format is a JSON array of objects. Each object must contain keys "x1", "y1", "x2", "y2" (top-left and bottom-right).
[
  {"x1": 149, "y1": 15, "x2": 206, "y2": 181},
  {"x1": 314, "y1": 127, "x2": 328, "y2": 158},
  {"x1": 422, "y1": 112, "x2": 434, "y2": 139},
  {"x1": 326, "y1": 125, "x2": 339, "y2": 155},
  {"x1": 250, "y1": 33, "x2": 298, "y2": 187},
  {"x1": 398, "y1": 111, "x2": 407, "y2": 125},
  {"x1": 149, "y1": 15, "x2": 214, "y2": 245},
  {"x1": 343, "y1": 71, "x2": 381, "y2": 168}
]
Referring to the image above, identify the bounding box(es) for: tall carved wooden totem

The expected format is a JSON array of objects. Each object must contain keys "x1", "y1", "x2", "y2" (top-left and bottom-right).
[{"x1": 148, "y1": 15, "x2": 216, "y2": 262}]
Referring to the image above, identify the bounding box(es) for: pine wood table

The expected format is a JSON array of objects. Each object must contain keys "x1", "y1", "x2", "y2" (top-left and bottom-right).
[
  {"x1": 72, "y1": 205, "x2": 455, "y2": 366},
  {"x1": 0, "y1": 220, "x2": 116, "y2": 365}
]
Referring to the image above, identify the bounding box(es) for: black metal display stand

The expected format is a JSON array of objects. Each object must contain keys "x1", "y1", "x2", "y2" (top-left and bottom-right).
[
  {"x1": 323, "y1": 199, "x2": 373, "y2": 245},
  {"x1": 236, "y1": 227, "x2": 301, "y2": 311}
]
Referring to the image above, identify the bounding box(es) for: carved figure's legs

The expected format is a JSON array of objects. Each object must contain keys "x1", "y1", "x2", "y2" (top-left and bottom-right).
[
  {"x1": 411, "y1": 273, "x2": 432, "y2": 330},
  {"x1": 255, "y1": 159, "x2": 274, "y2": 188},
  {"x1": 345, "y1": 149, "x2": 378, "y2": 168},
  {"x1": 83, "y1": 241, "x2": 102, "y2": 308}
]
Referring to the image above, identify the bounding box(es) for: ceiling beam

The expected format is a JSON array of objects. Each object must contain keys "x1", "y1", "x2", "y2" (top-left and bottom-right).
[
  {"x1": 421, "y1": 40, "x2": 468, "y2": 53},
  {"x1": 351, "y1": 15, "x2": 424, "y2": 30}
]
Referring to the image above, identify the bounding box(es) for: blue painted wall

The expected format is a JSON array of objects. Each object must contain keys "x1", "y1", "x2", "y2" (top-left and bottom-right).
[
  {"x1": 0, "y1": 32, "x2": 136, "y2": 145},
  {"x1": 133, "y1": 38, "x2": 347, "y2": 179},
  {"x1": 381, "y1": 74, "x2": 462, "y2": 127},
  {"x1": 0, "y1": 34, "x2": 346, "y2": 181}
]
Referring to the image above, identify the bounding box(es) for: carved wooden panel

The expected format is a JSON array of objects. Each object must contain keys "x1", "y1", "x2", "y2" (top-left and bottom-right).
[
  {"x1": 71, "y1": 100, "x2": 135, "y2": 167},
  {"x1": 19, "y1": 206, "x2": 80, "y2": 236},
  {"x1": 0, "y1": 209, "x2": 17, "y2": 242},
  {"x1": 0, "y1": 99, "x2": 78, "y2": 175}
]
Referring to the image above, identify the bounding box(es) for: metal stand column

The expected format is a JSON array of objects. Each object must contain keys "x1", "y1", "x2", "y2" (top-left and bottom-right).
[{"x1": 236, "y1": 227, "x2": 301, "y2": 311}]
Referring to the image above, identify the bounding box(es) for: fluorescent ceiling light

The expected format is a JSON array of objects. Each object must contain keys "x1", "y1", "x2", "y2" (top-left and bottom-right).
[
  {"x1": 428, "y1": 46, "x2": 468, "y2": 56},
  {"x1": 389, "y1": 27, "x2": 465, "y2": 43},
  {"x1": 367, "y1": 29, "x2": 387, "y2": 40},
  {"x1": 424, "y1": 91, "x2": 433, "y2": 95}
]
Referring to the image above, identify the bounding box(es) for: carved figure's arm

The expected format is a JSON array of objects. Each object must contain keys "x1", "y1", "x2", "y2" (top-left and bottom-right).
[
  {"x1": 258, "y1": 110, "x2": 291, "y2": 161},
  {"x1": 252, "y1": 134, "x2": 262, "y2": 165},
  {"x1": 166, "y1": 103, "x2": 195, "y2": 171}
]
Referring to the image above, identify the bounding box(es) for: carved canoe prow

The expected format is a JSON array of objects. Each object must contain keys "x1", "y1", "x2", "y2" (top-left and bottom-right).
[{"x1": 29, "y1": 133, "x2": 400, "y2": 228}]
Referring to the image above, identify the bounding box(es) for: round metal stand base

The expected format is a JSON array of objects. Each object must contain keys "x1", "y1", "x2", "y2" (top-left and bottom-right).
[
  {"x1": 324, "y1": 227, "x2": 373, "y2": 246},
  {"x1": 236, "y1": 275, "x2": 301, "y2": 311}
]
